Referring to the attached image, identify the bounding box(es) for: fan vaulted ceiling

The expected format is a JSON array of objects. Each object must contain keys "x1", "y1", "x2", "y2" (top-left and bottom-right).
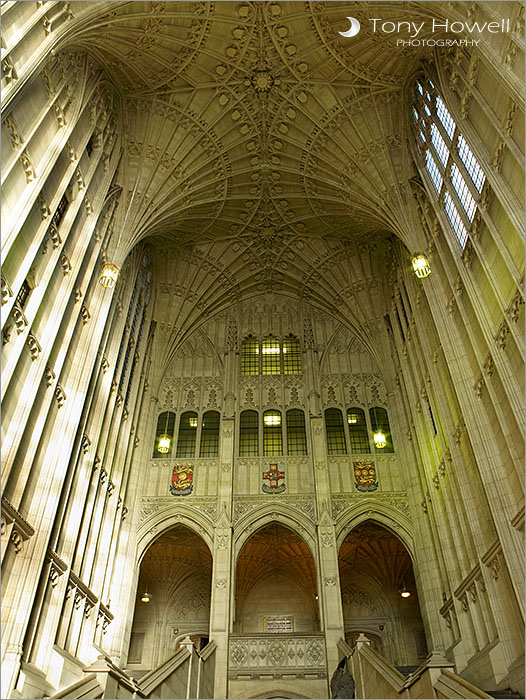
[
  {"x1": 56, "y1": 1, "x2": 457, "y2": 359},
  {"x1": 67, "y1": 1, "x2": 440, "y2": 250}
]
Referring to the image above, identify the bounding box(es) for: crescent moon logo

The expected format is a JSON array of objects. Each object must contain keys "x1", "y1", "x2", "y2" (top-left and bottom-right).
[{"x1": 339, "y1": 17, "x2": 361, "y2": 37}]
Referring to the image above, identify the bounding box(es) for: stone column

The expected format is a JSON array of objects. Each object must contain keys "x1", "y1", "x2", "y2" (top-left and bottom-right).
[
  {"x1": 310, "y1": 414, "x2": 345, "y2": 689},
  {"x1": 209, "y1": 507, "x2": 233, "y2": 700},
  {"x1": 209, "y1": 389, "x2": 235, "y2": 699}
]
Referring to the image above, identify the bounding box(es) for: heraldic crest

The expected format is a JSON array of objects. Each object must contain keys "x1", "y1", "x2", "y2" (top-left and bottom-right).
[
  {"x1": 170, "y1": 465, "x2": 194, "y2": 495},
  {"x1": 353, "y1": 460, "x2": 378, "y2": 492}
]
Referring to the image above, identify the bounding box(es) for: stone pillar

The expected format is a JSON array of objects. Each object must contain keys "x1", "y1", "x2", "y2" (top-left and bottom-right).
[
  {"x1": 209, "y1": 400, "x2": 235, "y2": 699},
  {"x1": 310, "y1": 415, "x2": 344, "y2": 689},
  {"x1": 209, "y1": 508, "x2": 233, "y2": 699}
]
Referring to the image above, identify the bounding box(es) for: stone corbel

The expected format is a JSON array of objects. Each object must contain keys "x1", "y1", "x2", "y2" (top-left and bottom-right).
[
  {"x1": 2, "y1": 496, "x2": 35, "y2": 553},
  {"x1": 47, "y1": 548, "x2": 68, "y2": 587},
  {"x1": 1, "y1": 275, "x2": 14, "y2": 305}
]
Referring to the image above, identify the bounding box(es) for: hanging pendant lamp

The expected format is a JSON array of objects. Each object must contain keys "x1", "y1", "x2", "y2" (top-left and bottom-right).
[{"x1": 158, "y1": 412, "x2": 171, "y2": 454}]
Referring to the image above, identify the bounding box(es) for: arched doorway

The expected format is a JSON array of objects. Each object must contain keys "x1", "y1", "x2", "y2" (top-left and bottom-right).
[
  {"x1": 235, "y1": 523, "x2": 319, "y2": 634},
  {"x1": 126, "y1": 525, "x2": 212, "y2": 672},
  {"x1": 338, "y1": 521, "x2": 427, "y2": 668}
]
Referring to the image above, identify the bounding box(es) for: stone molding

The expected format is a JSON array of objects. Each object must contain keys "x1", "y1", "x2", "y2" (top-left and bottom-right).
[{"x1": 233, "y1": 494, "x2": 315, "y2": 524}]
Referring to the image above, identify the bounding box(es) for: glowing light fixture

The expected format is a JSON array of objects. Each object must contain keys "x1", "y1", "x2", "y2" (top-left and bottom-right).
[
  {"x1": 158, "y1": 412, "x2": 171, "y2": 453},
  {"x1": 373, "y1": 430, "x2": 387, "y2": 449},
  {"x1": 141, "y1": 590, "x2": 152, "y2": 603},
  {"x1": 264, "y1": 413, "x2": 281, "y2": 426},
  {"x1": 348, "y1": 413, "x2": 358, "y2": 424},
  {"x1": 158, "y1": 434, "x2": 171, "y2": 453},
  {"x1": 400, "y1": 586, "x2": 411, "y2": 598},
  {"x1": 411, "y1": 254, "x2": 431, "y2": 278},
  {"x1": 189, "y1": 416, "x2": 198, "y2": 428},
  {"x1": 99, "y1": 261, "x2": 120, "y2": 288}
]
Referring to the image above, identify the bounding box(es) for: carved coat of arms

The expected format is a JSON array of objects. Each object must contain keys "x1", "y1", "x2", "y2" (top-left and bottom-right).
[
  {"x1": 353, "y1": 460, "x2": 378, "y2": 492},
  {"x1": 170, "y1": 465, "x2": 194, "y2": 495},
  {"x1": 262, "y1": 463, "x2": 286, "y2": 494}
]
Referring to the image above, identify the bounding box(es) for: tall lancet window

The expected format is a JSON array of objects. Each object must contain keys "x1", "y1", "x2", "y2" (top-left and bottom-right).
[
  {"x1": 240, "y1": 410, "x2": 259, "y2": 456},
  {"x1": 347, "y1": 408, "x2": 370, "y2": 454},
  {"x1": 263, "y1": 410, "x2": 283, "y2": 456},
  {"x1": 325, "y1": 408, "x2": 347, "y2": 455},
  {"x1": 261, "y1": 335, "x2": 281, "y2": 375},
  {"x1": 283, "y1": 335, "x2": 302, "y2": 374},
  {"x1": 176, "y1": 411, "x2": 198, "y2": 458},
  {"x1": 369, "y1": 407, "x2": 394, "y2": 453},
  {"x1": 286, "y1": 409, "x2": 307, "y2": 455},
  {"x1": 200, "y1": 411, "x2": 220, "y2": 457},
  {"x1": 241, "y1": 335, "x2": 259, "y2": 375},
  {"x1": 412, "y1": 75, "x2": 486, "y2": 251}
]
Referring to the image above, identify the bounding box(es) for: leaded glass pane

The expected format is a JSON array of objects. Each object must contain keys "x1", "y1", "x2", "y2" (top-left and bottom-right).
[
  {"x1": 286, "y1": 409, "x2": 307, "y2": 455},
  {"x1": 283, "y1": 335, "x2": 302, "y2": 374},
  {"x1": 263, "y1": 410, "x2": 283, "y2": 456},
  {"x1": 347, "y1": 408, "x2": 370, "y2": 453},
  {"x1": 176, "y1": 411, "x2": 198, "y2": 458},
  {"x1": 200, "y1": 411, "x2": 220, "y2": 457},
  {"x1": 325, "y1": 408, "x2": 347, "y2": 455},
  {"x1": 240, "y1": 410, "x2": 258, "y2": 456},
  {"x1": 262, "y1": 336, "x2": 280, "y2": 375}
]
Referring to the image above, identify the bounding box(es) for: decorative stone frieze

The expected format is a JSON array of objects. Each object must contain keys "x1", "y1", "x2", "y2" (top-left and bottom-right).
[
  {"x1": 233, "y1": 494, "x2": 315, "y2": 523},
  {"x1": 229, "y1": 634, "x2": 326, "y2": 677},
  {"x1": 331, "y1": 492, "x2": 409, "y2": 520}
]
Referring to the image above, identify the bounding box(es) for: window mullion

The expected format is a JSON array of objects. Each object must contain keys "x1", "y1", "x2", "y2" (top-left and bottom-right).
[
  {"x1": 445, "y1": 171, "x2": 474, "y2": 232},
  {"x1": 450, "y1": 138, "x2": 483, "y2": 204}
]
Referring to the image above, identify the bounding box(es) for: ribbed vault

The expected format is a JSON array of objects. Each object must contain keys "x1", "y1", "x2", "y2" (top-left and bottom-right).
[
  {"x1": 236, "y1": 523, "x2": 317, "y2": 606},
  {"x1": 50, "y1": 1, "x2": 456, "y2": 363}
]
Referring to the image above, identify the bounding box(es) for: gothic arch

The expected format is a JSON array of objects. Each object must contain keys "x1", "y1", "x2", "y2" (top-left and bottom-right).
[
  {"x1": 234, "y1": 505, "x2": 318, "y2": 561},
  {"x1": 137, "y1": 506, "x2": 215, "y2": 564},
  {"x1": 334, "y1": 502, "x2": 414, "y2": 558}
]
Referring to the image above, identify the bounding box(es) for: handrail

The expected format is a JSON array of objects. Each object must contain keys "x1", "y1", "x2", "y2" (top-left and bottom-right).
[
  {"x1": 137, "y1": 645, "x2": 192, "y2": 696},
  {"x1": 341, "y1": 636, "x2": 493, "y2": 699},
  {"x1": 49, "y1": 673, "x2": 102, "y2": 699},
  {"x1": 435, "y1": 669, "x2": 493, "y2": 699}
]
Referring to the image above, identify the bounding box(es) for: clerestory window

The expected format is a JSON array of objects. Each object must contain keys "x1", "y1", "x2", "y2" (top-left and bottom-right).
[
  {"x1": 241, "y1": 334, "x2": 302, "y2": 375},
  {"x1": 412, "y1": 75, "x2": 487, "y2": 251}
]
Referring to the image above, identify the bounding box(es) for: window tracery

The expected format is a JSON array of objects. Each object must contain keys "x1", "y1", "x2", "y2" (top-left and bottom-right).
[{"x1": 413, "y1": 74, "x2": 487, "y2": 251}]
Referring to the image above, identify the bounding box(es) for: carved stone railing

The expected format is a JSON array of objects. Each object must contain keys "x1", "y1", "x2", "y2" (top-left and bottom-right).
[{"x1": 229, "y1": 634, "x2": 326, "y2": 681}]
